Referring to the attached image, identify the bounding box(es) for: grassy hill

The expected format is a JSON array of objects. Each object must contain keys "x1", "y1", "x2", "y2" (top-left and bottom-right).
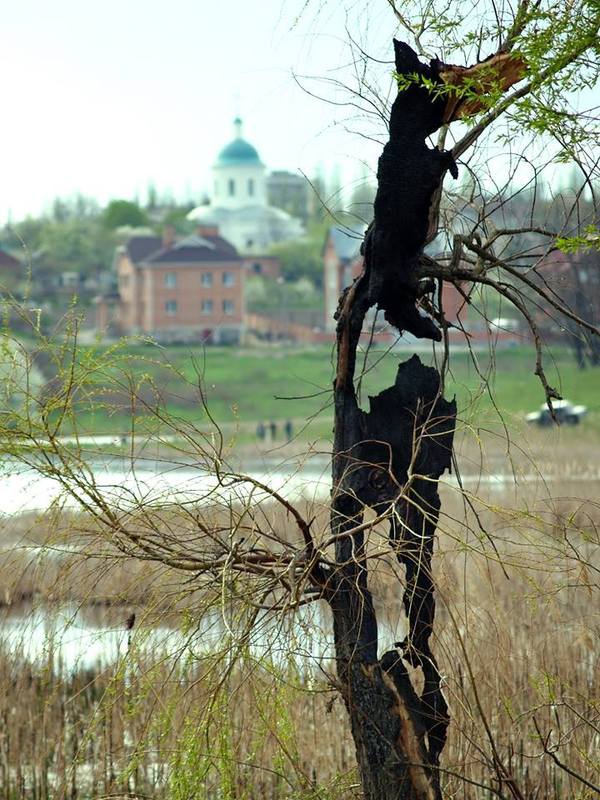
[{"x1": 47, "y1": 340, "x2": 599, "y2": 439}]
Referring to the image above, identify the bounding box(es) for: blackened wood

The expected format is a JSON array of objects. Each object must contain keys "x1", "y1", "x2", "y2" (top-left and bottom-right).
[
  {"x1": 329, "y1": 40, "x2": 458, "y2": 800},
  {"x1": 363, "y1": 40, "x2": 458, "y2": 341}
]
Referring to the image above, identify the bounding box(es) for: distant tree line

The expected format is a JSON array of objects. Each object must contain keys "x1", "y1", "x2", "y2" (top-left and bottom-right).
[{"x1": 1, "y1": 175, "x2": 597, "y2": 367}]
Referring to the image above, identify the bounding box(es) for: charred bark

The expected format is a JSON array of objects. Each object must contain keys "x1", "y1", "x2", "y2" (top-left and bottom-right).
[
  {"x1": 362, "y1": 39, "x2": 458, "y2": 342},
  {"x1": 328, "y1": 40, "x2": 457, "y2": 800}
]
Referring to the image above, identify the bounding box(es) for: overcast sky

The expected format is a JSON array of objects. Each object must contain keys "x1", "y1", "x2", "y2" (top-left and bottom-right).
[
  {"x1": 2, "y1": 1, "x2": 596, "y2": 223},
  {"x1": 1, "y1": 0, "x2": 401, "y2": 222}
]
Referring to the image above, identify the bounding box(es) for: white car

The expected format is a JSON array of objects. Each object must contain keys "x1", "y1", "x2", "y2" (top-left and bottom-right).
[{"x1": 526, "y1": 399, "x2": 588, "y2": 426}]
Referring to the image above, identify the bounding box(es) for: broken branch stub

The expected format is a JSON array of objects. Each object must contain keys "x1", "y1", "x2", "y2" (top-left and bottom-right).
[{"x1": 438, "y1": 51, "x2": 527, "y2": 123}]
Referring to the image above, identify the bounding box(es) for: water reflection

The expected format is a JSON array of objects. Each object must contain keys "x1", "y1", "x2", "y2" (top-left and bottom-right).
[
  {"x1": 0, "y1": 456, "x2": 332, "y2": 516},
  {"x1": 2, "y1": 453, "x2": 597, "y2": 517},
  {"x1": 1, "y1": 599, "x2": 406, "y2": 674},
  {"x1": 0, "y1": 601, "x2": 329, "y2": 672}
]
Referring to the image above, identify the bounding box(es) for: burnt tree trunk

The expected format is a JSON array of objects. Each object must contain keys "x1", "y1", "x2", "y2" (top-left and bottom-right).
[{"x1": 326, "y1": 41, "x2": 457, "y2": 800}]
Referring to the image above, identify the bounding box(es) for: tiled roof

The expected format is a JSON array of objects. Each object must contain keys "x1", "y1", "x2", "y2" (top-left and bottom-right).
[
  {"x1": 0, "y1": 247, "x2": 21, "y2": 268},
  {"x1": 126, "y1": 236, "x2": 163, "y2": 263},
  {"x1": 144, "y1": 234, "x2": 240, "y2": 264}
]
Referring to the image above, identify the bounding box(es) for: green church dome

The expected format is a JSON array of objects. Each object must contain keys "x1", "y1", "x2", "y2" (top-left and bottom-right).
[{"x1": 215, "y1": 118, "x2": 263, "y2": 167}]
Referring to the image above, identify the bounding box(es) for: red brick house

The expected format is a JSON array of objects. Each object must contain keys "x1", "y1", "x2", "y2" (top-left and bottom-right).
[
  {"x1": 108, "y1": 225, "x2": 246, "y2": 344},
  {"x1": 532, "y1": 246, "x2": 600, "y2": 362}
]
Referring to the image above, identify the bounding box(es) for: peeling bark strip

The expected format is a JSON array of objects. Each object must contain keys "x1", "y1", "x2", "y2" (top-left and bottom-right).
[
  {"x1": 328, "y1": 40, "x2": 457, "y2": 800},
  {"x1": 438, "y1": 51, "x2": 527, "y2": 122}
]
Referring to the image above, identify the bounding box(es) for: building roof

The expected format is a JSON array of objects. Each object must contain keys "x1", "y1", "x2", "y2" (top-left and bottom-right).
[
  {"x1": 217, "y1": 138, "x2": 261, "y2": 166},
  {"x1": 126, "y1": 235, "x2": 163, "y2": 263},
  {"x1": 143, "y1": 233, "x2": 240, "y2": 265},
  {"x1": 215, "y1": 118, "x2": 263, "y2": 167},
  {"x1": 189, "y1": 203, "x2": 299, "y2": 225},
  {"x1": 186, "y1": 203, "x2": 304, "y2": 254},
  {"x1": 267, "y1": 170, "x2": 306, "y2": 184},
  {"x1": 0, "y1": 246, "x2": 21, "y2": 269}
]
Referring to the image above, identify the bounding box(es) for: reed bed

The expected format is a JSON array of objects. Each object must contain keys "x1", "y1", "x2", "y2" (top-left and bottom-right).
[
  {"x1": 0, "y1": 433, "x2": 598, "y2": 798},
  {"x1": 0, "y1": 649, "x2": 356, "y2": 800}
]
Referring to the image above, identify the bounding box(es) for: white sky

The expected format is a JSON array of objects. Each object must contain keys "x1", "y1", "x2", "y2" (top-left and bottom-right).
[
  {"x1": 1, "y1": 0, "x2": 397, "y2": 222},
  {"x1": 2, "y1": 1, "x2": 596, "y2": 223}
]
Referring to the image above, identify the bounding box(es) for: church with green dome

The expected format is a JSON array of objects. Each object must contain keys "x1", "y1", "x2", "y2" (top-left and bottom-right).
[
  {"x1": 188, "y1": 119, "x2": 303, "y2": 254},
  {"x1": 216, "y1": 120, "x2": 262, "y2": 167}
]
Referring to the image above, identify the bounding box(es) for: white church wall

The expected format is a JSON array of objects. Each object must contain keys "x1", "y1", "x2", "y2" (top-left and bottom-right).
[{"x1": 213, "y1": 163, "x2": 266, "y2": 209}]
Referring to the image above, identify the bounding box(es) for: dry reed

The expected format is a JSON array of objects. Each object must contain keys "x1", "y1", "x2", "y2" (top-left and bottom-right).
[{"x1": 0, "y1": 433, "x2": 598, "y2": 799}]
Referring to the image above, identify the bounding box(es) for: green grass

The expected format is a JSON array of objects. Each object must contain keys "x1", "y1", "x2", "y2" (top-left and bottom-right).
[
  {"x1": 62, "y1": 342, "x2": 339, "y2": 437},
  {"x1": 443, "y1": 345, "x2": 598, "y2": 427},
  {"x1": 45, "y1": 340, "x2": 600, "y2": 438}
]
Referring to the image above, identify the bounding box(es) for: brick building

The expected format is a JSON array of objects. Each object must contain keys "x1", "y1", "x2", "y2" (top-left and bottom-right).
[{"x1": 110, "y1": 225, "x2": 246, "y2": 344}]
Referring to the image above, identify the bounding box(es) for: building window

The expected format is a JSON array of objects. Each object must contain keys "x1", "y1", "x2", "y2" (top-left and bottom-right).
[
  {"x1": 222, "y1": 272, "x2": 235, "y2": 287},
  {"x1": 223, "y1": 299, "x2": 234, "y2": 315},
  {"x1": 252, "y1": 262, "x2": 262, "y2": 274},
  {"x1": 165, "y1": 300, "x2": 177, "y2": 315},
  {"x1": 228, "y1": 179, "x2": 235, "y2": 196},
  {"x1": 201, "y1": 299, "x2": 214, "y2": 314},
  {"x1": 164, "y1": 272, "x2": 177, "y2": 288},
  {"x1": 248, "y1": 178, "x2": 254, "y2": 196},
  {"x1": 201, "y1": 272, "x2": 213, "y2": 287}
]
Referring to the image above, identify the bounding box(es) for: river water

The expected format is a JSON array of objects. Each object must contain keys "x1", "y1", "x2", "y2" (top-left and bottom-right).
[
  {"x1": 0, "y1": 451, "x2": 333, "y2": 671},
  {"x1": 0, "y1": 458, "x2": 327, "y2": 519},
  {"x1": 1, "y1": 446, "x2": 597, "y2": 671},
  {"x1": 1, "y1": 447, "x2": 594, "y2": 517}
]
